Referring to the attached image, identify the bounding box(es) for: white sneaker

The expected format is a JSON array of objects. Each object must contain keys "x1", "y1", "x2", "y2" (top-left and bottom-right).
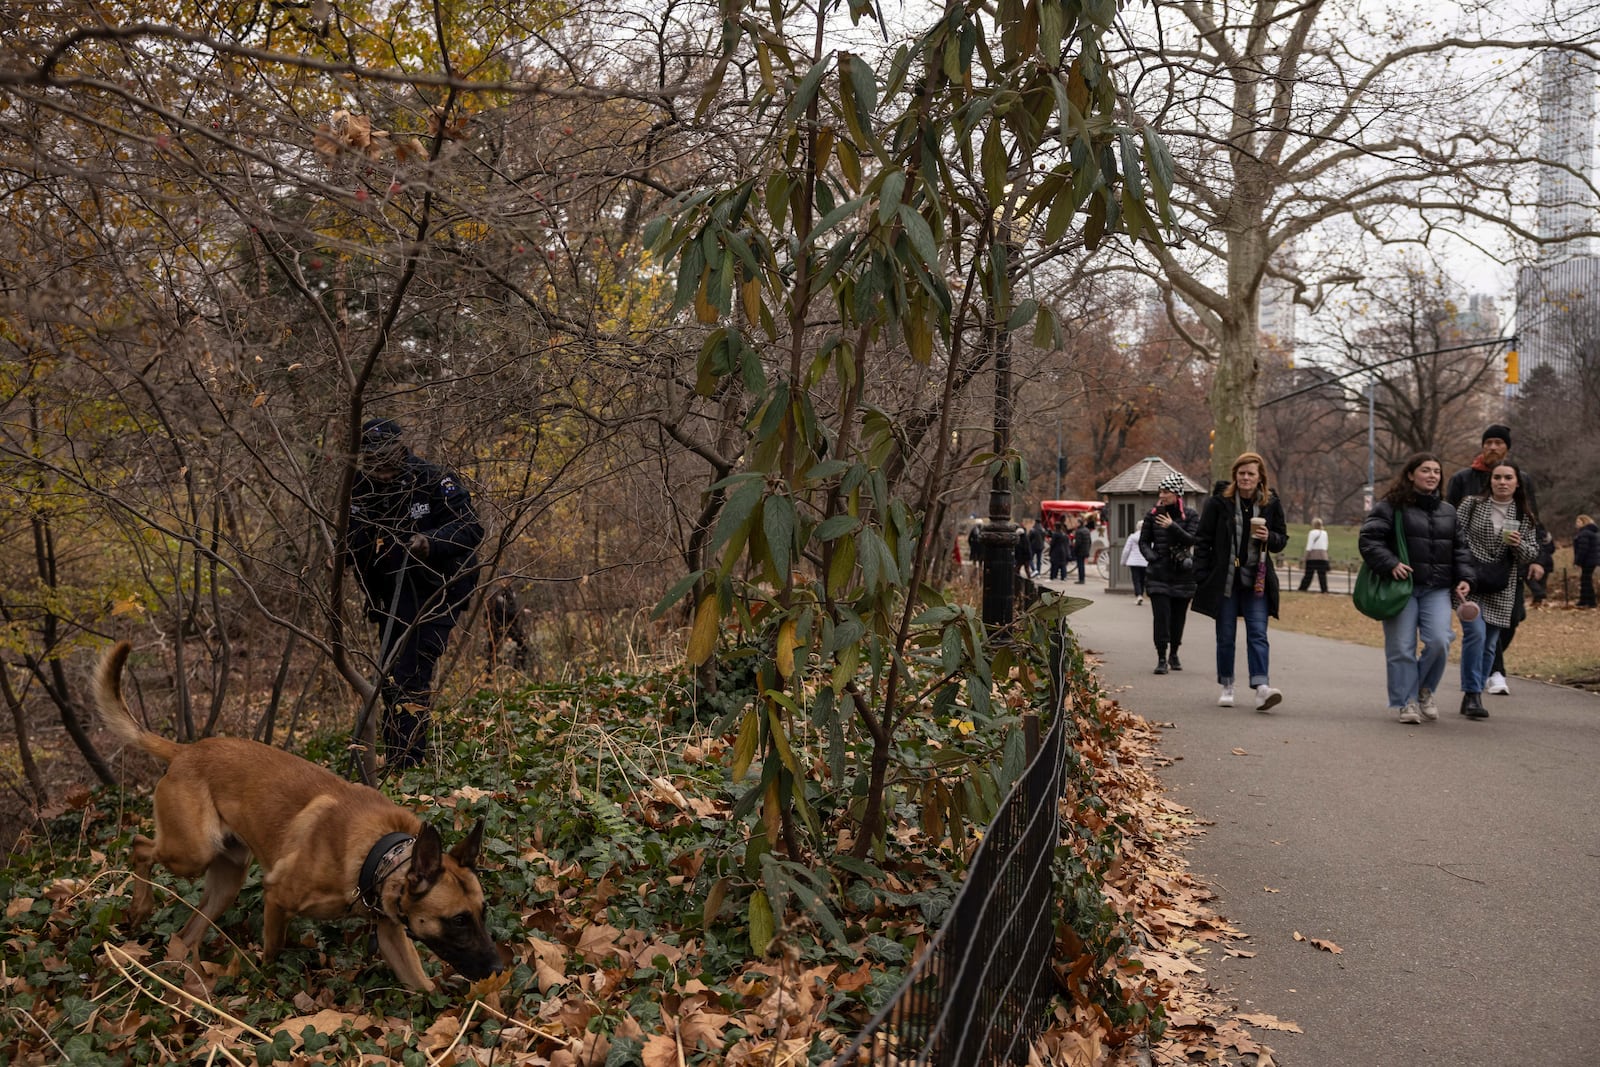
[
  {"x1": 1417, "y1": 687, "x2": 1439, "y2": 721},
  {"x1": 1136, "y1": 596, "x2": 1144, "y2": 605},
  {"x1": 1254, "y1": 684, "x2": 1283, "y2": 712},
  {"x1": 1218, "y1": 685, "x2": 1235, "y2": 707},
  {"x1": 1398, "y1": 702, "x2": 1424, "y2": 724},
  {"x1": 1486, "y1": 672, "x2": 1510, "y2": 695}
]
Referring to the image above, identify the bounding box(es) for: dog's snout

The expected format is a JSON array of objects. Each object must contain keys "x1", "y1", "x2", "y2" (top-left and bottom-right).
[{"x1": 421, "y1": 919, "x2": 503, "y2": 981}]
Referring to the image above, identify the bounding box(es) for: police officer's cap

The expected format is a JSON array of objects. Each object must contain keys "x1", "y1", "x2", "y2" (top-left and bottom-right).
[{"x1": 360, "y1": 417, "x2": 404, "y2": 452}]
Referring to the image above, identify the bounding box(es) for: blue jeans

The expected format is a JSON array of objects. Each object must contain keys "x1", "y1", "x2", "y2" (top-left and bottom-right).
[
  {"x1": 1459, "y1": 614, "x2": 1504, "y2": 695},
  {"x1": 1215, "y1": 585, "x2": 1271, "y2": 687},
  {"x1": 1381, "y1": 586, "x2": 1453, "y2": 709}
]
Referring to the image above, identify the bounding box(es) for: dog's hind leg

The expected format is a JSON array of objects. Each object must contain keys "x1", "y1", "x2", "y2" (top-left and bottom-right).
[
  {"x1": 175, "y1": 840, "x2": 250, "y2": 948},
  {"x1": 128, "y1": 834, "x2": 158, "y2": 925}
]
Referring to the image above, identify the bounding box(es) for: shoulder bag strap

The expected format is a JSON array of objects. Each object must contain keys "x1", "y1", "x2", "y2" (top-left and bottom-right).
[{"x1": 1394, "y1": 506, "x2": 1410, "y2": 564}]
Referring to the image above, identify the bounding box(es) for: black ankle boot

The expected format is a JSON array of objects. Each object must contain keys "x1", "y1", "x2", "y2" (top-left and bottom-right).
[
  {"x1": 1154, "y1": 654, "x2": 1169, "y2": 675},
  {"x1": 1462, "y1": 692, "x2": 1489, "y2": 719},
  {"x1": 1169, "y1": 649, "x2": 1182, "y2": 671}
]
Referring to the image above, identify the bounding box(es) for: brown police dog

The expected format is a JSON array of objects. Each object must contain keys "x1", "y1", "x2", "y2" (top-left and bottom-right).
[{"x1": 92, "y1": 641, "x2": 503, "y2": 991}]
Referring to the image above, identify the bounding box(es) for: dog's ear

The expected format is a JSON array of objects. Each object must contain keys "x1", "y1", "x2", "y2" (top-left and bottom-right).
[
  {"x1": 450, "y1": 817, "x2": 485, "y2": 870},
  {"x1": 408, "y1": 824, "x2": 444, "y2": 896}
]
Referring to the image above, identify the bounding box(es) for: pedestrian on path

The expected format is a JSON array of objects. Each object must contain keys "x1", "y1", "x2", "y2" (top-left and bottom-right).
[
  {"x1": 1455, "y1": 463, "x2": 1540, "y2": 720},
  {"x1": 1121, "y1": 524, "x2": 1149, "y2": 604},
  {"x1": 1028, "y1": 518, "x2": 1046, "y2": 577},
  {"x1": 1193, "y1": 452, "x2": 1288, "y2": 711},
  {"x1": 1142, "y1": 474, "x2": 1200, "y2": 675},
  {"x1": 1445, "y1": 424, "x2": 1543, "y2": 695},
  {"x1": 1297, "y1": 518, "x2": 1331, "y2": 592},
  {"x1": 1575, "y1": 514, "x2": 1599, "y2": 609},
  {"x1": 1358, "y1": 452, "x2": 1473, "y2": 726},
  {"x1": 1048, "y1": 521, "x2": 1072, "y2": 581},
  {"x1": 1073, "y1": 520, "x2": 1092, "y2": 584}
]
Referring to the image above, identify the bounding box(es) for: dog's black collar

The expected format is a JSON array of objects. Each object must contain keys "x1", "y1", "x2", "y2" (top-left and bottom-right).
[{"x1": 357, "y1": 832, "x2": 415, "y2": 912}]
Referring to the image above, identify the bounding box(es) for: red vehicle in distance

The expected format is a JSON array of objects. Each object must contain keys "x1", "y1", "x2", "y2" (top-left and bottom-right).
[{"x1": 1038, "y1": 500, "x2": 1106, "y2": 531}]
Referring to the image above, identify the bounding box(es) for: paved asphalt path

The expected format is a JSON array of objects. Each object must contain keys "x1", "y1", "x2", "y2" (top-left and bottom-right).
[{"x1": 1041, "y1": 578, "x2": 1600, "y2": 1066}]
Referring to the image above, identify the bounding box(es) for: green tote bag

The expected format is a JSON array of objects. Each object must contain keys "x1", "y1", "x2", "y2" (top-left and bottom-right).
[{"x1": 1354, "y1": 508, "x2": 1412, "y2": 620}]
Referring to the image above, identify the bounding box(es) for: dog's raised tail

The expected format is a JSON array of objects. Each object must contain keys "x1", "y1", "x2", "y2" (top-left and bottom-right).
[{"x1": 94, "y1": 642, "x2": 181, "y2": 764}]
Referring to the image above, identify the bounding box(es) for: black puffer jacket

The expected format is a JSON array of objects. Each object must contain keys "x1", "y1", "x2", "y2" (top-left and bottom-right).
[
  {"x1": 1140, "y1": 503, "x2": 1201, "y2": 598},
  {"x1": 1358, "y1": 495, "x2": 1473, "y2": 592},
  {"x1": 1576, "y1": 523, "x2": 1600, "y2": 568}
]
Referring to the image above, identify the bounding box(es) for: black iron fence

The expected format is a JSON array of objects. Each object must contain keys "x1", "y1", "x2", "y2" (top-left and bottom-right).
[{"x1": 829, "y1": 612, "x2": 1073, "y2": 1066}]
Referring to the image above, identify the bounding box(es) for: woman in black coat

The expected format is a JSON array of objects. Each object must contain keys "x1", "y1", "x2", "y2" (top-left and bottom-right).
[
  {"x1": 1071, "y1": 522, "x2": 1092, "y2": 583},
  {"x1": 1140, "y1": 474, "x2": 1201, "y2": 675},
  {"x1": 1048, "y1": 523, "x2": 1071, "y2": 581},
  {"x1": 1358, "y1": 452, "x2": 1474, "y2": 725},
  {"x1": 1193, "y1": 452, "x2": 1289, "y2": 711},
  {"x1": 1574, "y1": 514, "x2": 1598, "y2": 609}
]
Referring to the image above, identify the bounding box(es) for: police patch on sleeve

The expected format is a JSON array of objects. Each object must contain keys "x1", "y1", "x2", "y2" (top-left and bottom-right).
[{"x1": 439, "y1": 475, "x2": 461, "y2": 496}]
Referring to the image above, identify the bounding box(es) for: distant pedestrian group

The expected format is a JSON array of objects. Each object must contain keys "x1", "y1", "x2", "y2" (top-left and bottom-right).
[{"x1": 1008, "y1": 420, "x2": 1591, "y2": 723}]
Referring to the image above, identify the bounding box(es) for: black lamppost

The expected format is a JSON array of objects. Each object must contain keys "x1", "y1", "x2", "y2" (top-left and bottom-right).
[{"x1": 979, "y1": 228, "x2": 1021, "y2": 627}]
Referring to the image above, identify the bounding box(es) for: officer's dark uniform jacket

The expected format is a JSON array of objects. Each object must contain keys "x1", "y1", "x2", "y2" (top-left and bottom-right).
[{"x1": 348, "y1": 453, "x2": 483, "y2": 625}]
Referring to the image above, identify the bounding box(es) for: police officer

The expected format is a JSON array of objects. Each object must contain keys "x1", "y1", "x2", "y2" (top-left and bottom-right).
[{"x1": 348, "y1": 418, "x2": 483, "y2": 768}]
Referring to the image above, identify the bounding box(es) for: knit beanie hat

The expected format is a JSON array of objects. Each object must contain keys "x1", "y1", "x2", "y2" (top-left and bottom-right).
[
  {"x1": 1481, "y1": 424, "x2": 1511, "y2": 447},
  {"x1": 1158, "y1": 474, "x2": 1186, "y2": 494}
]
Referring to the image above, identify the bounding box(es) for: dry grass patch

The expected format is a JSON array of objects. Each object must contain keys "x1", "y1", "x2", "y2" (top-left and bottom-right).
[{"x1": 1275, "y1": 591, "x2": 1600, "y2": 690}]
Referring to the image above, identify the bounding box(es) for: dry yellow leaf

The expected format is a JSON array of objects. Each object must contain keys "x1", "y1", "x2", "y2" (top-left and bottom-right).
[
  {"x1": 686, "y1": 593, "x2": 719, "y2": 666},
  {"x1": 775, "y1": 618, "x2": 797, "y2": 679}
]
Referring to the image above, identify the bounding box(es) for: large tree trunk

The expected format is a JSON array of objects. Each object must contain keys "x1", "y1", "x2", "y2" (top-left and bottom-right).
[
  {"x1": 1209, "y1": 224, "x2": 1267, "y2": 481},
  {"x1": 1210, "y1": 315, "x2": 1262, "y2": 481}
]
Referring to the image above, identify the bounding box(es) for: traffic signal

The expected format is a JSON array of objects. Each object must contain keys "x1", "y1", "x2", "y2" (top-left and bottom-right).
[{"x1": 1504, "y1": 350, "x2": 1519, "y2": 385}]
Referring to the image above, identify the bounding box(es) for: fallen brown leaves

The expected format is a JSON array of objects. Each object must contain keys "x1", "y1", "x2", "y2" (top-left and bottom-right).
[
  {"x1": 1044, "y1": 692, "x2": 1296, "y2": 1065},
  {"x1": 1293, "y1": 931, "x2": 1343, "y2": 954}
]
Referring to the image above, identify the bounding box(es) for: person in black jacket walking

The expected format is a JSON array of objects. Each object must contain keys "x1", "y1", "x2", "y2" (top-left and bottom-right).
[
  {"x1": 1141, "y1": 474, "x2": 1201, "y2": 675},
  {"x1": 1358, "y1": 452, "x2": 1473, "y2": 725},
  {"x1": 1193, "y1": 452, "x2": 1289, "y2": 711},
  {"x1": 348, "y1": 418, "x2": 484, "y2": 768},
  {"x1": 1576, "y1": 515, "x2": 1599, "y2": 609},
  {"x1": 1072, "y1": 521, "x2": 1092, "y2": 583},
  {"x1": 1048, "y1": 522, "x2": 1071, "y2": 581}
]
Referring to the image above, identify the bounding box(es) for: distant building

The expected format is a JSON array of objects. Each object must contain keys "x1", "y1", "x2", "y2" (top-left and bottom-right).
[
  {"x1": 1259, "y1": 243, "x2": 1298, "y2": 360},
  {"x1": 1515, "y1": 51, "x2": 1600, "y2": 387},
  {"x1": 1455, "y1": 294, "x2": 1501, "y2": 339}
]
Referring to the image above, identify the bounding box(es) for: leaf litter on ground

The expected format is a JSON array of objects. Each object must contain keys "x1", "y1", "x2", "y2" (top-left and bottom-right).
[{"x1": 4, "y1": 658, "x2": 1292, "y2": 1065}]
